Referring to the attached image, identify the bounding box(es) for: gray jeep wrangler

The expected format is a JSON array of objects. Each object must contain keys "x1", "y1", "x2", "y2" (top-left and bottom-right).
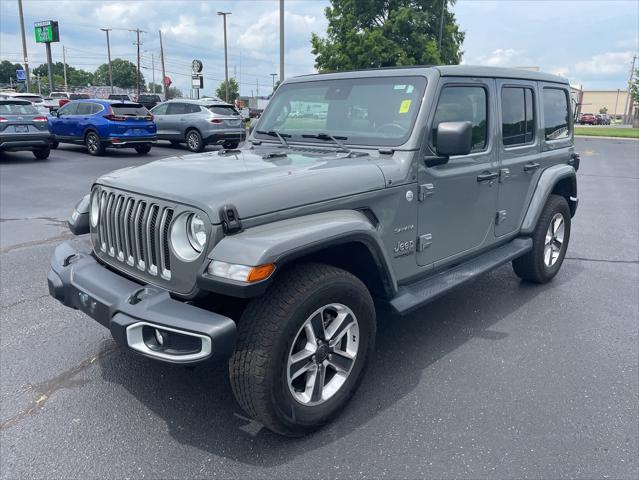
[{"x1": 48, "y1": 66, "x2": 579, "y2": 436}]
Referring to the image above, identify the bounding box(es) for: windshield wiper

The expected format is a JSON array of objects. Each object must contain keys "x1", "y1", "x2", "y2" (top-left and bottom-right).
[
  {"x1": 302, "y1": 133, "x2": 349, "y2": 152},
  {"x1": 256, "y1": 130, "x2": 290, "y2": 147}
]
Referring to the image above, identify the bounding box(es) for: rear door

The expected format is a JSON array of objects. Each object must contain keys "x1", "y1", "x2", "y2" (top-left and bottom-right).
[
  {"x1": 71, "y1": 102, "x2": 94, "y2": 138},
  {"x1": 495, "y1": 79, "x2": 541, "y2": 236}
]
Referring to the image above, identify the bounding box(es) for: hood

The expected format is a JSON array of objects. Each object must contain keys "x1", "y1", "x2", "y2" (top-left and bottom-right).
[{"x1": 97, "y1": 147, "x2": 386, "y2": 223}]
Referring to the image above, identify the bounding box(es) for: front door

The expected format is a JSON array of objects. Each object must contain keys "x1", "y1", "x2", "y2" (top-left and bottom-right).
[
  {"x1": 495, "y1": 80, "x2": 541, "y2": 236},
  {"x1": 50, "y1": 102, "x2": 77, "y2": 137},
  {"x1": 417, "y1": 78, "x2": 499, "y2": 267}
]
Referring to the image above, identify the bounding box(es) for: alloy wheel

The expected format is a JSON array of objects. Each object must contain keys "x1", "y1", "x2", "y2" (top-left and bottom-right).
[
  {"x1": 287, "y1": 303, "x2": 360, "y2": 406},
  {"x1": 544, "y1": 212, "x2": 565, "y2": 267}
]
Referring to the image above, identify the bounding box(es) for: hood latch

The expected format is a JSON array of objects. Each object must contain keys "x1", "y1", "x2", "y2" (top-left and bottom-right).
[{"x1": 220, "y1": 204, "x2": 242, "y2": 234}]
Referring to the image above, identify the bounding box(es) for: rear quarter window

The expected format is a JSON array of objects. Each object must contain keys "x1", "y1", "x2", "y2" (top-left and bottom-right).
[{"x1": 543, "y1": 88, "x2": 570, "y2": 140}]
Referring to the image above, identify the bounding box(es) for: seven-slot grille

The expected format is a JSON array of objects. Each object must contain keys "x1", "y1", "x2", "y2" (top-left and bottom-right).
[{"x1": 96, "y1": 190, "x2": 174, "y2": 279}]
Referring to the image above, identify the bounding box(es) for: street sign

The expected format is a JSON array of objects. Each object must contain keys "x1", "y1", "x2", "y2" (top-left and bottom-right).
[
  {"x1": 34, "y1": 20, "x2": 60, "y2": 43},
  {"x1": 191, "y1": 59, "x2": 203, "y2": 74},
  {"x1": 191, "y1": 74, "x2": 203, "y2": 89},
  {"x1": 163, "y1": 76, "x2": 172, "y2": 87},
  {"x1": 16, "y1": 70, "x2": 26, "y2": 82}
]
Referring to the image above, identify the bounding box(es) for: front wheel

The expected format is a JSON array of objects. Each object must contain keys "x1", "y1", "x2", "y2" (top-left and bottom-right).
[
  {"x1": 229, "y1": 263, "x2": 376, "y2": 436},
  {"x1": 134, "y1": 144, "x2": 152, "y2": 154},
  {"x1": 33, "y1": 147, "x2": 50, "y2": 160},
  {"x1": 513, "y1": 194, "x2": 571, "y2": 283},
  {"x1": 185, "y1": 129, "x2": 204, "y2": 152},
  {"x1": 85, "y1": 131, "x2": 104, "y2": 156}
]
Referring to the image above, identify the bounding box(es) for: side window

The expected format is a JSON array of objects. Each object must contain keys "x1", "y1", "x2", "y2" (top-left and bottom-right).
[
  {"x1": 58, "y1": 102, "x2": 77, "y2": 116},
  {"x1": 185, "y1": 104, "x2": 201, "y2": 114},
  {"x1": 166, "y1": 103, "x2": 187, "y2": 115},
  {"x1": 502, "y1": 87, "x2": 535, "y2": 146},
  {"x1": 543, "y1": 88, "x2": 570, "y2": 140},
  {"x1": 151, "y1": 103, "x2": 168, "y2": 115},
  {"x1": 76, "y1": 102, "x2": 93, "y2": 115},
  {"x1": 432, "y1": 86, "x2": 487, "y2": 153},
  {"x1": 90, "y1": 103, "x2": 103, "y2": 114}
]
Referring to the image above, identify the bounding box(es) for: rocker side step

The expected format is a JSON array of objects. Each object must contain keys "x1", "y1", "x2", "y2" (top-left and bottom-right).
[{"x1": 390, "y1": 237, "x2": 533, "y2": 315}]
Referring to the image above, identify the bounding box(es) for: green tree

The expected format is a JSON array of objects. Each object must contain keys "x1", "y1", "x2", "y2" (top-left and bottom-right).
[
  {"x1": 32, "y1": 62, "x2": 94, "y2": 89},
  {"x1": 311, "y1": 0, "x2": 464, "y2": 72},
  {"x1": 599, "y1": 106, "x2": 608, "y2": 114},
  {"x1": 148, "y1": 82, "x2": 162, "y2": 94},
  {"x1": 94, "y1": 58, "x2": 144, "y2": 89},
  {"x1": 630, "y1": 68, "x2": 639, "y2": 104},
  {"x1": 215, "y1": 78, "x2": 240, "y2": 103},
  {"x1": 167, "y1": 86, "x2": 182, "y2": 99},
  {"x1": 0, "y1": 60, "x2": 25, "y2": 84}
]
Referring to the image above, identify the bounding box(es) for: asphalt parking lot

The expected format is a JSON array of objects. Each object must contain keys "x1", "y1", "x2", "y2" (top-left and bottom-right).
[{"x1": 1, "y1": 138, "x2": 637, "y2": 478}]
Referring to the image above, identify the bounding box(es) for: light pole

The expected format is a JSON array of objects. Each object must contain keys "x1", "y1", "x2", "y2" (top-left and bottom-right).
[
  {"x1": 280, "y1": 0, "x2": 284, "y2": 83},
  {"x1": 217, "y1": 11, "x2": 231, "y2": 102},
  {"x1": 270, "y1": 73, "x2": 277, "y2": 92},
  {"x1": 17, "y1": 0, "x2": 31, "y2": 90},
  {"x1": 438, "y1": 0, "x2": 446, "y2": 53},
  {"x1": 100, "y1": 28, "x2": 114, "y2": 93}
]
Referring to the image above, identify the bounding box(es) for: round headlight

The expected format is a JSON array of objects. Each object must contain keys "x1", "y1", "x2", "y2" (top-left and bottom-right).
[
  {"x1": 90, "y1": 190, "x2": 100, "y2": 227},
  {"x1": 187, "y1": 214, "x2": 207, "y2": 252}
]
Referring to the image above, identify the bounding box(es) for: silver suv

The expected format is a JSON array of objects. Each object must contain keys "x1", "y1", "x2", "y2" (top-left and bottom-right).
[{"x1": 150, "y1": 99, "x2": 245, "y2": 152}]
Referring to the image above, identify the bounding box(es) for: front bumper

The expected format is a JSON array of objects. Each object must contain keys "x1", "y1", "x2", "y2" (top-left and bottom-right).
[{"x1": 48, "y1": 242, "x2": 236, "y2": 364}]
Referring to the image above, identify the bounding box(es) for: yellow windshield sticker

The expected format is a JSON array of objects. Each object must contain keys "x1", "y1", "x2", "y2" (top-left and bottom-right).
[{"x1": 399, "y1": 99, "x2": 412, "y2": 114}]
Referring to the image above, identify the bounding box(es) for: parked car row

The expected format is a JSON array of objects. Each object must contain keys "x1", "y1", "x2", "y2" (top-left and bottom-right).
[
  {"x1": 1, "y1": 96, "x2": 246, "y2": 159},
  {"x1": 578, "y1": 112, "x2": 612, "y2": 125}
]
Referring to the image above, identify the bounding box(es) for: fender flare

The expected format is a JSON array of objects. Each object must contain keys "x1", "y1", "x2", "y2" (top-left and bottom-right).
[
  {"x1": 520, "y1": 164, "x2": 577, "y2": 235},
  {"x1": 198, "y1": 210, "x2": 397, "y2": 299}
]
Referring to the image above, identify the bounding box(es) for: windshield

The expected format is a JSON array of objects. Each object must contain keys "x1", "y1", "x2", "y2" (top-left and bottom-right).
[{"x1": 255, "y1": 76, "x2": 426, "y2": 147}]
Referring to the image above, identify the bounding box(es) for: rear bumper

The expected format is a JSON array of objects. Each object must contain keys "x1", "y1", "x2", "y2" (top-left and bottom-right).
[
  {"x1": 48, "y1": 242, "x2": 236, "y2": 364},
  {"x1": 0, "y1": 134, "x2": 53, "y2": 150},
  {"x1": 107, "y1": 136, "x2": 157, "y2": 147},
  {"x1": 204, "y1": 130, "x2": 245, "y2": 144}
]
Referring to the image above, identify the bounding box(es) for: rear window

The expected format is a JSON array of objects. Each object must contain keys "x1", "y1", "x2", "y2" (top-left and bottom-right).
[
  {"x1": 208, "y1": 105, "x2": 240, "y2": 116},
  {"x1": 543, "y1": 88, "x2": 570, "y2": 140},
  {"x1": 51, "y1": 93, "x2": 68, "y2": 98},
  {"x1": 111, "y1": 103, "x2": 149, "y2": 116},
  {"x1": 109, "y1": 95, "x2": 130, "y2": 100},
  {"x1": 0, "y1": 102, "x2": 39, "y2": 115},
  {"x1": 16, "y1": 95, "x2": 43, "y2": 102},
  {"x1": 138, "y1": 95, "x2": 161, "y2": 102},
  {"x1": 70, "y1": 93, "x2": 90, "y2": 100}
]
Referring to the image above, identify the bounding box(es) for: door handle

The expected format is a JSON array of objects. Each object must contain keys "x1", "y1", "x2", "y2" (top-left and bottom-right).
[
  {"x1": 523, "y1": 162, "x2": 541, "y2": 172},
  {"x1": 477, "y1": 171, "x2": 499, "y2": 182}
]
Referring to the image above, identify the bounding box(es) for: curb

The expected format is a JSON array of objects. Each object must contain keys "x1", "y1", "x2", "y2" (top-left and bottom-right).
[{"x1": 574, "y1": 135, "x2": 639, "y2": 141}]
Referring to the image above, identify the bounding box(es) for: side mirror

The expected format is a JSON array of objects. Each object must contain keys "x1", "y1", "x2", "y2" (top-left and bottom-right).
[
  {"x1": 50, "y1": 110, "x2": 58, "y2": 117},
  {"x1": 435, "y1": 121, "x2": 473, "y2": 157}
]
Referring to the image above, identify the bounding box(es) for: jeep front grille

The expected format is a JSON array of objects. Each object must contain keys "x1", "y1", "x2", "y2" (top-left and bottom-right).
[{"x1": 97, "y1": 190, "x2": 173, "y2": 279}]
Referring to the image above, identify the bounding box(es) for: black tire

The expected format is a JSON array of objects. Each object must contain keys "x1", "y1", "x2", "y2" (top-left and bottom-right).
[
  {"x1": 32, "y1": 147, "x2": 50, "y2": 160},
  {"x1": 229, "y1": 263, "x2": 376, "y2": 436},
  {"x1": 185, "y1": 129, "x2": 204, "y2": 152},
  {"x1": 50, "y1": 141, "x2": 59, "y2": 149},
  {"x1": 223, "y1": 141, "x2": 239, "y2": 149},
  {"x1": 85, "y1": 131, "x2": 104, "y2": 156},
  {"x1": 513, "y1": 194, "x2": 571, "y2": 283},
  {"x1": 134, "y1": 144, "x2": 152, "y2": 154}
]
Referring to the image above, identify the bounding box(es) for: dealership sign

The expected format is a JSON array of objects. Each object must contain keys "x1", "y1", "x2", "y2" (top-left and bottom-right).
[{"x1": 34, "y1": 20, "x2": 60, "y2": 43}]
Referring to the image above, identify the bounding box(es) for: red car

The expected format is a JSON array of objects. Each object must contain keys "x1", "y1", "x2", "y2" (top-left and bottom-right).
[{"x1": 580, "y1": 113, "x2": 597, "y2": 125}]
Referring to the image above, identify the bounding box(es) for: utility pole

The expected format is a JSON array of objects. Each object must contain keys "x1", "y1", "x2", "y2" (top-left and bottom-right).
[
  {"x1": 17, "y1": 0, "x2": 31, "y2": 91},
  {"x1": 159, "y1": 30, "x2": 168, "y2": 100},
  {"x1": 270, "y1": 73, "x2": 277, "y2": 92},
  {"x1": 256, "y1": 79, "x2": 259, "y2": 98},
  {"x1": 623, "y1": 55, "x2": 637, "y2": 124},
  {"x1": 36, "y1": 73, "x2": 41, "y2": 95},
  {"x1": 62, "y1": 45, "x2": 68, "y2": 91},
  {"x1": 217, "y1": 11, "x2": 231, "y2": 102},
  {"x1": 614, "y1": 88, "x2": 620, "y2": 119},
  {"x1": 438, "y1": 0, "x2": 446, "y2": 53},
  {"x1": 100, "y1": 28, "x2": 114, "y2": 94},
  {"x1": 151, "y1": 53, "x2": 156, "y2": 92},
  {"x1": 279, "y1": 0, "x2": 284, "y2": 83},
  {"x1": 129, "y1": 28, "x2": 145, "y2": 97}
]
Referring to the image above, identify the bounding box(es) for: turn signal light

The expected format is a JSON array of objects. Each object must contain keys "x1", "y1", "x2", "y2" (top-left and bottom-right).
[
  {"x1": 247, "y1": 264, "x2": 276, "y2": 283},
  {"x1": 207, "y1": 260, "x2": 275, "y2": 283}
]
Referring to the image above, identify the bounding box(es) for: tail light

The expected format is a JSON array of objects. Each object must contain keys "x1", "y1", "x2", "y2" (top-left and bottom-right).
[
  {"x1": 210, "y1": 118, "x2": 223, "y2": 124},
  {"x1": 33, "y1": 116, "x2": 48, "y2": 122},
  {"x1": 104, "y1": 113, "x2": 127, "y2": 122},
  {"x1": 59, "y1": 99, "x2": 69, "y2": 107},
  {"x1": 0, "y1": 117, "x2": 7, "y2": 123}
]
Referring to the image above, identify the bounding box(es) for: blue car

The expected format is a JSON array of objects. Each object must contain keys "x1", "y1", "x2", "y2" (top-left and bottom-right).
[{"x1": 48, "y1": 99, "x2": 157, "y2": 155}]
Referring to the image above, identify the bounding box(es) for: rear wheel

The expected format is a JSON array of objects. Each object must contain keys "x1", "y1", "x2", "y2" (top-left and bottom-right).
[
  {"x1": 32, "y1": 147, "x2": 50, "y2": 160},
  {"x1": 134, "y1": 144, "x2": 152, "y2": 154},
  {"x1": 85, "y1": 131, "x2": 104, "y2": 156},
  {"x1": 185, "y1": 129, "x2": 204, "y2": 152},
  {"x1": 229, "y1": 263, "x2": 376, "y2": 436},
  {"x1": 513, "y1": 194, "x2": 571, "y2": 283}
]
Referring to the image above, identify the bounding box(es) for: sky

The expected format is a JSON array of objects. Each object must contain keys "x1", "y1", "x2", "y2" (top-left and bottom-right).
[{"x1": 1, "y1": 0, "x2": 637, "y2": 96}]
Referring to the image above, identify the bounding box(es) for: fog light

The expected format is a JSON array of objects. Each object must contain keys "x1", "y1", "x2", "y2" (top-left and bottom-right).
[{"x1": 154, "y1": 328, "x2": 166, "y2": 347}]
